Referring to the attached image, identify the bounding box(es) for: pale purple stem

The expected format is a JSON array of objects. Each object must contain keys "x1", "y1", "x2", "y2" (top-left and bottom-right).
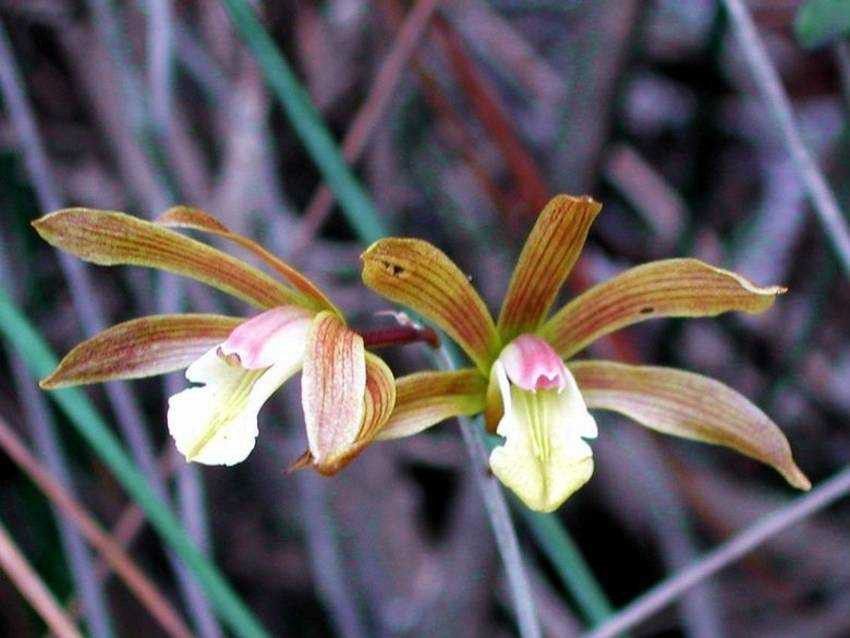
[
  {"x1": 437, "y1": 347, "x2": 541, "y2": 638},
  {"x1": 143, "y1": 0, "x2": 221, "y2": 633},
  {"x1": 612, "y1": 427, "x2": 721, "y2": 638},
  {"x1": 722, "y1": 0, "x2": 850, "y2": 276},
  {"x1": 297, "y1": 472, "x2": 370, "y2": 638},
  {"x1": 585, "y1": 465, "x2": 850, "y2": 638}
]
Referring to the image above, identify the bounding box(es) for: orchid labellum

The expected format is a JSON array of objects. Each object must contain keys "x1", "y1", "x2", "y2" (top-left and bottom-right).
[
  {"x1": 34, "y1": 207, "x2": 395, "y2": 474},
  {"x1": 362, "y1": 194, "x2": 810, "y2": 512}
]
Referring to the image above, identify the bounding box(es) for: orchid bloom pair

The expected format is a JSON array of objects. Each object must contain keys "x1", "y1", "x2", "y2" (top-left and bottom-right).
[
  {"x1": 35, "y1": 194, "x2": 809, "y2": 513},
  {"x1": 361, "y1": 194, "x2": 809, "y2": 511},
  {"x1": 34, "y1": 206, "x2": 394, "y2": 475}
]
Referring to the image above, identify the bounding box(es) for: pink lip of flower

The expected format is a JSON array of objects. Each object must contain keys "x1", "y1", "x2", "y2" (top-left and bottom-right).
[
  {"x1": 217, "y1": 305, "x2": 314, "y2": 370},
  {"x1": 498, "y1": 334, "x2": 568, "y2": 393}
]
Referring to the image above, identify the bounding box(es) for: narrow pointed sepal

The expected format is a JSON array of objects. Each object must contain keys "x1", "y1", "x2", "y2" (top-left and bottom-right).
[
  {"x1": 378, "y1": 369, "x2": 487, "y2": 440},
  {"x1": 497, "y1": 194, "x2": 602, "y2": 342},
  {"x1": 570, "y1": 360, "x2": 810, "y2": 490},
  {"x1": 302, "y1": 312, "x2": 367, "y2": 475},
  {"x1": 40, "y1": 314, "x2": 241, "y2": 388},
  {"x1": 539, "y1": 258, "x2": 786, "y2": 359},
  {"x1": 158, "y1": 206, "x2": 338, "y2": 314},
  {"x1": 33, "y1": 208, "x2": 300, "y2": 309},
  {"x1": 361, "y1": 237, "x2": 501, "y2": 373}
]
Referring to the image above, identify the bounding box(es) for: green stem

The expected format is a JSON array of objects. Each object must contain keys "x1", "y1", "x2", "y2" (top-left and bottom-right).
[{"x1": 515, "y1": 498, "x2": 616, "y2": 625}]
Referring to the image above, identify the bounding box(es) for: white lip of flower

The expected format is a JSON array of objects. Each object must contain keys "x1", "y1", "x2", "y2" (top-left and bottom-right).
[
  {"x1": 488, "y1": 334, "x2": 597, "y2": 512},
  {"x1": 167, "y1": 306, "x2": 313, "y2": 465}
]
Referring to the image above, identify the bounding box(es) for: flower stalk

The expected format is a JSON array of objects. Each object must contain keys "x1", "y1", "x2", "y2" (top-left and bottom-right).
[{"x1": 359, "y1": 324, "x2": 440, "y2": 350}]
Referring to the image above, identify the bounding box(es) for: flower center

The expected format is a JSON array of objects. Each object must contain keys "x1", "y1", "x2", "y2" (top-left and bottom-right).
[{"x1": 497, "y1": 333, "x2": 568, "y2": 393}]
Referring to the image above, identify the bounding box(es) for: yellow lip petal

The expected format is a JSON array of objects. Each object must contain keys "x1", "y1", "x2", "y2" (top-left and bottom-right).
[
  {"x1": 168, "y1": 345, "x2": 300, "y2": 465},
  {"x1": 361, "y1": 237, "x2": 501, "y2": 374},
  {"x1": 538, "y1": 258, "x2": 786, "y2": 360},
  {"x1": 33, "y1": 208, "x2": 301, "y2": 309},
  {"x1": 497, "y1": 194, "x2": 602, "y2": 342},
  {"x1": 570, "y1": 360, "x2": 810, "y2": 490},
  {"x1": 489, "y1": 363, "x2": 597, "y2": 512}
]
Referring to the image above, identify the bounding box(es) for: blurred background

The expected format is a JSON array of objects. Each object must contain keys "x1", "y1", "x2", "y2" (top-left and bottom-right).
[{"x1": 1, "y1": 0, "x2": 849, "y2": 636}]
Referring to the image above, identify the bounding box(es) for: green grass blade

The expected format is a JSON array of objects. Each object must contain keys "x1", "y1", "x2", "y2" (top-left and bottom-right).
[
  {"x1": 0, "y1": 287, "x2": 270, "y2": 638},
  {"x1": 516, "y1": 506, "x2": 615, "y2": 625},
  {"x1": 478, "y1": 432, "x2": 613, "y2": 625},
  {"x1": 218, "y1": 0, "x2": 386, "y2": 244},
  {"x1": 794, "y1": 0, "x2": 850, "y2": 48}
]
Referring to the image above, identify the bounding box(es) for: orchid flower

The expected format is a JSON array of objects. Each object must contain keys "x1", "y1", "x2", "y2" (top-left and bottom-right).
[
  {"x1": 34, "y1": 206, "x2": 395, "y2": 474},
  {"x1": 361, "y1": 194, "x2": 810, "y2": 512}
]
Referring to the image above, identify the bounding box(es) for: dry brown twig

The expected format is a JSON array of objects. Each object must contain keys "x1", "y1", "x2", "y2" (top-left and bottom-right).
[{"x1": 0, "y1": 519, "x2": 83, "y2": 638}]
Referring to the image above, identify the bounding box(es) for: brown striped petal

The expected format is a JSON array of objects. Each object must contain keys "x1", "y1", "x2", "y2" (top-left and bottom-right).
[
  {"x1": 361, "y1": 238, "x2": 500, "y2": 373},
  {"x1": 33, "y1": 208, "x2": 302, "y2": 309},
  {"x1": 539, "y1": 259, "x2": 785, "y2": 360},
  {"x1": 158, "y1": 206, "x2": 338, "y2": 314},
  {"x1": 484, "y1": 366, "x2": 503, "y2": 433},
  {"x1": 301, "y1": 312, "x2": 366, "y2": 475},
  {"x1": 570, "y1": 360, "x2": 810, "y2": 490},
  {"x1": 40, "y1": 314, "x2": 242, "y2": 388},
  {"x1": 378, "y1": 369, "x2": 487, "y2": 440},
  {"x1": 356, "y1": 353, "x2": 397, "y2": 446},
  {"x1": 497, "y1": 195, "x2": 602, "y2": 342}
]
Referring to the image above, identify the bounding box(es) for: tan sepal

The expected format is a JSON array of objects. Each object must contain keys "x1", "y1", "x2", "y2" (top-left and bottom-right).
[
  {"x1": 358, "y1": 353, "x2": 397, "y2": 445},
  {"x1": 570, "y1": 360, "x2": 810, "y2": 490},
  {"x1": 301, "y1": 312, "x2": 366, "y2": 475},
  {"x1": 33, "y1": 208, "x2": 300, "y2": 309},
  {"x1": 158, "y1": 206, "x2": 338, "y2": 314},
  {"x1": 40, "y1": 314, "x2": 242, "y2": 388},
  {"x1": 286, "y1": 350, "x2": 396, "y2": 476},
  {"x1": 484, "y1": 364, "x2": 503, "y2": 433},
  {"x1": 378, "y1": 369, "x2": 487, "y2": 440},
  {"x1": 497, "y1": 195, "x2": 602, "y2": 342},
  {"x1": 539, "y1": 258, "x2": 786, "y2": 360},
  {"x1": 361, "y1": 238, "x2": 500, "y2": 374}
]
